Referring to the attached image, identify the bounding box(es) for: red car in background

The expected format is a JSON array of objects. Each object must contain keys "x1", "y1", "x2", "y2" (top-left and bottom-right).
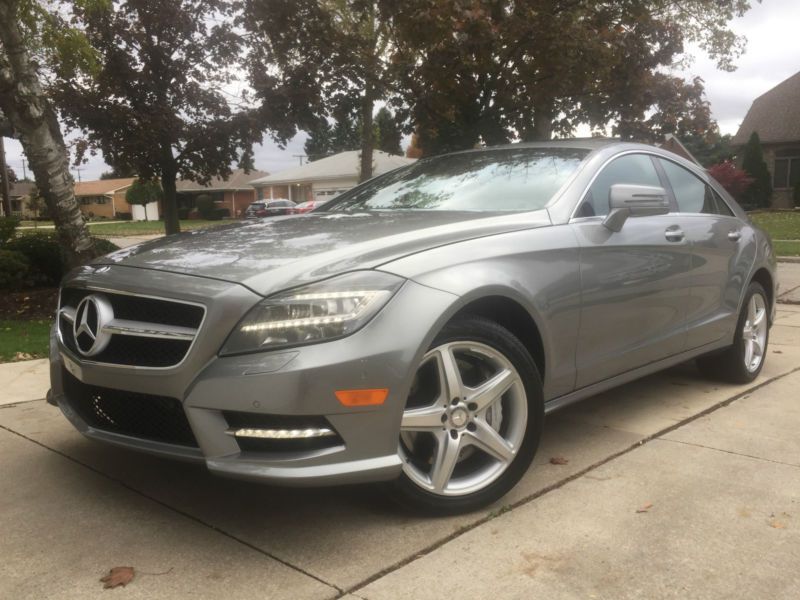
[{"x1": 292, "y1": 199, "x2": 330, "y2": 214}]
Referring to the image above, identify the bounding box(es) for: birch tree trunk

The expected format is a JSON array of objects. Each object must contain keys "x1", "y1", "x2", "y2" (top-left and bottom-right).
[{"x1": 0, "y1": 0, "x2": 97, "y2": 266}]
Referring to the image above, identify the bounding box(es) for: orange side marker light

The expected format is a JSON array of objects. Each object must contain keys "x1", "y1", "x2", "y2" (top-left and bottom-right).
[{"x1": 335, "y1": 388, "x2": 389, "y2": 407}]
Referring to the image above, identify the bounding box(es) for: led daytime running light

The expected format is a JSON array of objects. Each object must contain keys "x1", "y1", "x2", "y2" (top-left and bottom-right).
[{"x1": 239, "y1": 290, "x2": 380, "y2": 333}]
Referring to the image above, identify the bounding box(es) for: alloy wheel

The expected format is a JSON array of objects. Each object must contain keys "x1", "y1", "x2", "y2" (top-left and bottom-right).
[
  {"x1": 742, "y1": 292, "x2": 768, "y2": 373},
  {"x1": 399, "y1": 341, "x2": 528, "y2": 496}
]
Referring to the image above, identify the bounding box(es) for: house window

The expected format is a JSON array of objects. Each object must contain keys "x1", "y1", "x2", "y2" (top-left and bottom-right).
[
  {"x1": 773, "y1": 148, "x2": 800, "y2": 189},
  {"x1": 78, "y1": 195, "x2": 108, "y2": 205}
]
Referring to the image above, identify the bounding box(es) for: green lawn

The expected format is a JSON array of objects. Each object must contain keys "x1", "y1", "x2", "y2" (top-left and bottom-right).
[
  {"x1": 19, "y1": 219, "x2": 229, "y2": 236},
  {"x1": 0, "y1": 319, "x2": 52, "y2": 362},
  {"x1": 87, "y1": 219, "x2": 227, "y2": 236},
  {"x1": 748, "y1": 211, "x2": 800, "y2": 256},
  {"x1": 773, "y1": 241, "x2": 800, "y2": 257},
  {"x1": 749, "y1": 211, "x2": 800, "y2": 241}
]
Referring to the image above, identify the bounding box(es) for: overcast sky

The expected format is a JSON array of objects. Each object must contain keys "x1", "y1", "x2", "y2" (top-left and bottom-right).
[{"x1": 4, "y1": 0, "x2": 799, "y2": 182}]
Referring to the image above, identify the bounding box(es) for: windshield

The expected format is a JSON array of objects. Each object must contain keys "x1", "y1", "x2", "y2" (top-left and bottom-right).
[{"x1": 324, "y1": 147, "x2": 589, "y2": 213}]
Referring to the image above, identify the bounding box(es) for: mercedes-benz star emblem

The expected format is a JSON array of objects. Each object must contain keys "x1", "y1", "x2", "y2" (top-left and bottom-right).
[{"x1": 73, "y1": 294, "x2": 114, "y2": 357}]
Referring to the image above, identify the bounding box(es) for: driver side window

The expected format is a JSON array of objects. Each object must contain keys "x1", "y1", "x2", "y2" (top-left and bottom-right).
[{"x1": 578, "y1": 154, "x2": 661, "y2": 217}]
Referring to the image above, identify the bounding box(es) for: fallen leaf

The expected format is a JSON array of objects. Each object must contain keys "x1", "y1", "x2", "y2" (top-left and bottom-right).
[
  {"x1": 768, "y1": 519, "x2": 786, "y2": 529},
  {"x1": 549, "y1": 456, "x2": 569, "y2": 465},
  {"x1": 636, "y1": 502, "x2": 654, "y2": 513},
  {"x1": 773, "y1": 350, "x2": 783, "y2": 354},
  {"x1": 100, "y1": 566, "x2": 135, "y2": 589}
]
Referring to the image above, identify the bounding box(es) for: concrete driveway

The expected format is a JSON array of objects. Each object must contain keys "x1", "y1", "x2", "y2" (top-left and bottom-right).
[{"x1": 1, "y1": 305, "x2": 799, "y2": 599}]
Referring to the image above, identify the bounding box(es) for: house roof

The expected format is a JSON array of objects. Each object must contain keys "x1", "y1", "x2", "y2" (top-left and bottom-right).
[
  {"x1": 176, "y1": 168, "x2": 269, "y2": 192},
  {"x1": 249, "y1": 151, "x2": 416, "y2": 186},
  {"x1": 74, "y1": 178, "x2": 136, "y2": 196},
  {"x1": 733, "y1": 71, "x2": 800, "y2": 145},
  {"x1": 658, "y1": 134, "x2": 701, "y2": 166},
  {"x1": 9, "y1": 181, "x2": 35, "y2": 198}
]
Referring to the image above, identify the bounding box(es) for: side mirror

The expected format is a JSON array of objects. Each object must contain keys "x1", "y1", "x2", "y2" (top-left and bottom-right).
[{"x1": 603, "y1": 184, "x2": 670, "y2": 232}]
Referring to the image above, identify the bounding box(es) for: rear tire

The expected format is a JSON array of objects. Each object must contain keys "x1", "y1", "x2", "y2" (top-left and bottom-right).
[
  {"x1": 389, "y1": 315, "x2": 544, "y2": 515},
  {"x1": 697, "y1": 282, "x2": 769, "y2": 384}
]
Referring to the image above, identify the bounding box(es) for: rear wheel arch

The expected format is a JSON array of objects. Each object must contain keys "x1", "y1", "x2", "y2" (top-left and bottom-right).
[{"x1": 750, "y1": 267, "x2": 774, "y2": 315}]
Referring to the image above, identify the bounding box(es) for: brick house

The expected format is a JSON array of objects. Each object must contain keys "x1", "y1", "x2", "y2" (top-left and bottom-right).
[
  {"x1": 176, "y1": 169, "x2": 268, "y2": 218},
  {"x1": 249, "y1": 151, "x2": 416, "y2": 205},
  {"x1": 7, "y1": 181, "x2": 37, "y2": 218},
  {"x1": 74, "y1": 178, "x2": 136, "y2": 219},
  {"x1": 733, "y1": 70, "x2": 800, "y2": 208}
]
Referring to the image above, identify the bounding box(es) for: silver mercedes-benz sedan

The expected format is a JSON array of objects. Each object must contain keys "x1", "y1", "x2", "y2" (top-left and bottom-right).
[{"x1": 49, "y1": 140, "x2": 777, "y2": 513}]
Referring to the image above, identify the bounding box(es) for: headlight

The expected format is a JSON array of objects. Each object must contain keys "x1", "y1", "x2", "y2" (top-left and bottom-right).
[{"x1": 220, "y1": 271, "x2": 404, "y2": 355}]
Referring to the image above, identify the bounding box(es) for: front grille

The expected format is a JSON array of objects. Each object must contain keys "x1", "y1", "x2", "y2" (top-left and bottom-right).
[
  {"x1": 62, "y1": 368, "x2": 198, "y2": 447},
  {"x1": 58, "y1": 287, "x2": 204, "y2": 368}
]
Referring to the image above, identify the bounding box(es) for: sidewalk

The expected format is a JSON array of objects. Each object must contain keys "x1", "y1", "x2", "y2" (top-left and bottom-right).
[{"x1": 0, "y1": 306, "x2": 798, "y2": 598}]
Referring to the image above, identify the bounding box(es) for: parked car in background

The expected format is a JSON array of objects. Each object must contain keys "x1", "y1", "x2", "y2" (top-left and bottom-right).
[
  {"x1": 49, "y1": 140, "x2": 776, "y2": 514},
  {"x1": 292, "y1": 199, "x2": 330, "y2": 214},
  {"x1": 244, "y1": 199, "x2": 295, "y2": 218}
]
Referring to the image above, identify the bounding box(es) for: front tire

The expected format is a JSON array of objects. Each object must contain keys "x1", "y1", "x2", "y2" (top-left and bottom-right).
[
  {"x1": 697, "y1": 282, "x2": 770, "y2": 384},
  {"x1": 390, "y1": 316, "x2": 544, "y2": 514}
]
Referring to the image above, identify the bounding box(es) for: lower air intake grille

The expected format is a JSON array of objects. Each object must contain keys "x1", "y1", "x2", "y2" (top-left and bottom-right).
[{"x1": 62, "y1": 368, "x2": 198, "y2": 447}]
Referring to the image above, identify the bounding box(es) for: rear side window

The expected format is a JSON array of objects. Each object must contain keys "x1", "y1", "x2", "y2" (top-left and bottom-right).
[
  {"x1": 580, "y1": 154, "x2": 661, "y2": 217},
  {"x1": 659, "y1": 159, "x2": 732, "y2": 216}
]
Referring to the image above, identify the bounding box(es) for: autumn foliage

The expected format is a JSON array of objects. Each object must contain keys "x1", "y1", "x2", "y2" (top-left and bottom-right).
[{"x1": 707, "y1": 160, "x2": 754, "y2": 201}]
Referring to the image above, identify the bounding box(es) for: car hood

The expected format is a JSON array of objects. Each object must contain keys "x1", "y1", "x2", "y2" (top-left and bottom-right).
[{"x1": 93, "y1": 210, "x2": 551, "y2": 296}]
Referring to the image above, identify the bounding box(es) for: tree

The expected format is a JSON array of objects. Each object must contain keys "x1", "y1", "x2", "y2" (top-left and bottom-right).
[
  {"x1": 0, "y1": 0, "x2": 97, "y2": 266},
  {"x1": 388, "y1": 1, "x2": 754, "y2": 155},
  {"x1": 245, "y1": 0, "x2": 393, "y2": 181},
  {"x1": 740, "y1": 132, "x2": 773, "y2": 209},
  {"x1": 125, "y1": 178, "x2": 163, "y2": 221},
  {"x1": 707, "y1": 161, "x2": 753, "y2": 202},
  {"x1": 56, "y1": 0, "x2": 261, "y2": 235},
  {"x1": 374, "y1": 107, "x2": 402, "y2": 155},
  {"x1": 100, "y1": 165, "x2": 135, "y2": 180},
  {"x1": 304, "y1": 114, "x2": 363, "y2": 161},
  {"x1": 405, "y1": 133, "x2": 423, "y2": 159},
  {"x1": 304, "y1": 118, "x2": 334, "y2": 162}
]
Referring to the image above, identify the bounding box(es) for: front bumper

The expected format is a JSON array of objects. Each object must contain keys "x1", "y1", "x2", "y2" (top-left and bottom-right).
[{"x1": 49, "y1": 267, "x2": 457, "y2": 486}]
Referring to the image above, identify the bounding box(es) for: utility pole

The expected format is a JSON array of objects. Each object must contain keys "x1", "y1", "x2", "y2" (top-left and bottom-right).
[
  {"x1": 21, "y1": 157, "x2": 27, "y2": 181},
  {"x1": 73, "y1": 167, "x2": 83, "y2": 183},
  {"x1": 0, "y1": 137, "x2": 11, "y2": 217},
  {"x1": 293, "y1": 154, "x2": 306, "y2": 166}
]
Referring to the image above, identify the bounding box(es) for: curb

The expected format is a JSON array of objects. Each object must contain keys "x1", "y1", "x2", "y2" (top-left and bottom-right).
[{"x1": 777, "y1": 256, "x2": 800, "y2": 263}]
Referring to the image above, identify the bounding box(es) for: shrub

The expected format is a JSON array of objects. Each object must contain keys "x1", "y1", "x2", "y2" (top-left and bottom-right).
[
  {"x1": 0, "y1": 249, "x2": 30, "y2": 289},
  {"x1": 177, "y1": 208, "x2": 190, "y2": 220},
  {"x1": 5, "y1": 233, "x2": 64, "y2": 286},
  {"x1": 707, "y1": 161, "x2": 754, "y2": 202},
  {"x1": 0, "y1": 216, "x2": 20, "y2": 244},
  {"x1": 5, "y1": 233, "x2": 120, "y2": 286},
  {"x1": 740, "y1": 132, "x2": 773, "y2": 209},
  {"x1": 210, "y1": 207, "x2": 230, "y2": 220},
  {"x1": 116, "y1": 212, "x2": 133, "y2": 221},
  {"x1": 794, "y1": 181, "x2": 800, "y2": 208},
  {"x1": 93, "y1": 237, "x2": 121, "y2": 256},
  {"x1": 195, "y1": 194, "x2": 215, "y2": 219}
]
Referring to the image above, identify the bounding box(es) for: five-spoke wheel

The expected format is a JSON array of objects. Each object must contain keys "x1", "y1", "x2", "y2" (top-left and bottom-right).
[{"x1": 392, "y1": 316, "x2": 543, "y2": 514}]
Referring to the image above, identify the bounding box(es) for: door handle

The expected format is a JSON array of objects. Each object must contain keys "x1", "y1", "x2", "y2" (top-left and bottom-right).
[
  {"x1": 665, "y1": 227, "x2": 685, "y2": 242},
  {"x1": 728, "y1": 230, "x2": 742, "y2": 242}
]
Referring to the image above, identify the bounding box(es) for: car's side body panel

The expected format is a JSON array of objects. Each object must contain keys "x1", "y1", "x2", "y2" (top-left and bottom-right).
[
  {"x1": 379, "y1": 225, "x2": 583, "y2": 400},
  {"x1": 569, "y1": 216, "x2": 693, "y2": 387}
]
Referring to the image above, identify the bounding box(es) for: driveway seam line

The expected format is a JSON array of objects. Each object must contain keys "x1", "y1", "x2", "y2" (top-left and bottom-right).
[
  {"x1": 659, "y1": 437, "x2": 800, "y2": 469},
  {"x1": 0, "y1": 423, "x2": 343, "y2": 597},
  {"x1": 342, "y1": 364, "x2": 800, "y2": 598},
  {"x1": 0, "y1": 398, "x2": 45, "y2": 409}
]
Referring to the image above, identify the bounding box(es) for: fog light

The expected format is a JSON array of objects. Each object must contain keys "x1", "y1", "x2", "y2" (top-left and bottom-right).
[{"x1": 227, "y1": 427, "x2": 335, "y2": 439}]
